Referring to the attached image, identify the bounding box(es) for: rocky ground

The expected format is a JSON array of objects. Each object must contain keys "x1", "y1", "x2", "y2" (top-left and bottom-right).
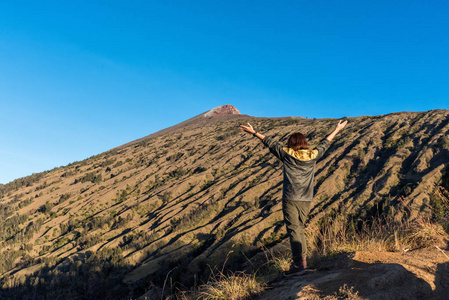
[{"x1": 260, "y1": 246, "x2": 449, "y2": 300}]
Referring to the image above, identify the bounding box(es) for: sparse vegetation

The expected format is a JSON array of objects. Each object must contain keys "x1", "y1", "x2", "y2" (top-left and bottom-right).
[
  {"x1": 74, "y1": 172, "x2": 103, "y2": 184},
  {"x1": 335, "y1": 284, "x2": 361, "y2": 299},
  {"x1": 115, "y1": 189, "x2": 129, "y2": 203},
  {"x1": 158, "y1": 191, "x2": 172, "y2": 204},
  {"x1": 306, "y1": 211, "x2": 446, "y2": 261},
  {"x1": 199, "y1": 271, "x2": 266, "y2": 300},
  {"x1": 430, "y1": 185, "x2": 449, "y2": 232},
  {"x1": 171, "y1": 200, "x2": 219, "y2": 232}
]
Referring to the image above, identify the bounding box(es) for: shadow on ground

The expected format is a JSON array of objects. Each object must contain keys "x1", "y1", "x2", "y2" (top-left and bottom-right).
[{"x1": 259, "y1": 250, "x2": 449, "y2": 300}]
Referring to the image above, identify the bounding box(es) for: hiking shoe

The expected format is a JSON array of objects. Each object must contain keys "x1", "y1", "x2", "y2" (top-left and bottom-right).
[
  {"x1": 302, "y1": 260, "x2": 309, "y2": 270},
  {"x1": 283, "y1": 263, "x2": 307, "y2": 277}
]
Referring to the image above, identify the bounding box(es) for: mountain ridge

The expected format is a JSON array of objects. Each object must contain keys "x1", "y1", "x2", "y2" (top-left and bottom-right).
[{"x1": 116, "y1": 104, "x2": 244, "y2": 149}]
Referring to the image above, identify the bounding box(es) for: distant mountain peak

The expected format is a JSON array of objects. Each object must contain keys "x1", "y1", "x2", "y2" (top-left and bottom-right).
[
  {"x1": 204, "y1": 104, "x2": 240, "y2": 117},
  {"x1": 116, "y1": 104, "x2": 245, "y2": 149}
]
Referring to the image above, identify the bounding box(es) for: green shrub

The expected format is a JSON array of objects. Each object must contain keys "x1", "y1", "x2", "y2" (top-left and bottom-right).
[
  {"x1": 74, "y1": 172, "x2": 102, "y2": 184},
  {"x1": 158, "y1": 191, "x2": 172, "y2": 204}
]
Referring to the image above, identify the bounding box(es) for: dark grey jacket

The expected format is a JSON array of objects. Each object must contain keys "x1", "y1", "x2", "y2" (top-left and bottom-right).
[{"x1": 262, "y1": 137, "x2": 330, "y2": 201}]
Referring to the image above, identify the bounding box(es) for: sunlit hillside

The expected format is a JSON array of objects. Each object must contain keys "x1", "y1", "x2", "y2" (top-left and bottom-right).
[{"x1": 1, "y1": 107, "x2": 448, "y2": 299}]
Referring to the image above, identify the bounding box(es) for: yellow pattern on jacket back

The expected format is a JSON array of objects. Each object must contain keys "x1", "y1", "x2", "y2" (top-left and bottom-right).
[{"x1": 282, "y1": 147, "x2": 318, "y2": 161}]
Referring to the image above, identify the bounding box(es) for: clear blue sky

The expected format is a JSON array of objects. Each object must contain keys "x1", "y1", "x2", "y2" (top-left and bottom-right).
[{"x1": 1, "y1": 1, "x2": 448, "y2": 184}]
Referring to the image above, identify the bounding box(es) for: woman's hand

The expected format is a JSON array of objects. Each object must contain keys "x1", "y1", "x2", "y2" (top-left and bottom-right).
[
  {"x1": 336, "y1": 120, "x2": 348, "y2": 131},
  {"x1": 239, "y1": 123, "x2": 256, "y2": 135},
  {"x1": 326, "y1": 119, "x2": 348, "y2": 142}
]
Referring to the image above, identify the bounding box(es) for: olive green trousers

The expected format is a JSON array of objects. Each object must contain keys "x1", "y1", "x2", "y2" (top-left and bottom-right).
[{"x1": 282, "y1": 200, "x2": 311, "y2": 266}]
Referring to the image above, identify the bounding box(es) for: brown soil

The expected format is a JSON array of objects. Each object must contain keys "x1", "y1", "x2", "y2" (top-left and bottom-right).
[{"x1": 259, "y1": 247, "x2": 449, "y2": 300}]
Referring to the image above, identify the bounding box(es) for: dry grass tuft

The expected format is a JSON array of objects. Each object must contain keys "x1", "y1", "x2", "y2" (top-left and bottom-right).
[
  {"x1": 199, "y1": 271, "x2": 266, "y2": 300},
  {"x1": 306, "y1": 212, "x2": 448, "y2": 262},
  {"x1": 335, "y1": 284, "x2": 362, "y2": 299},
  {"x1": 270, "y1": 253, "x2": 291, "y2": 272},
  {"x1": 260, "y1": 246, "x2": 292, "y2": 273},
  {"x1": 398, "y1": 218, "x2": 447, "y2": 250}
]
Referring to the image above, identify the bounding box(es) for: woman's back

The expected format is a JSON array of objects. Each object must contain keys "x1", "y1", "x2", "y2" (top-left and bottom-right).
[{"x1": 262, "y1": 137, "x2": 330, "y2": 201}]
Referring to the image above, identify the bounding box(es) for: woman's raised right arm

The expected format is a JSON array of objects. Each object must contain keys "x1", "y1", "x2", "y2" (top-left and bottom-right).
[{"x1": 326, "y1": 120, "x2": 348, "y2": 142}]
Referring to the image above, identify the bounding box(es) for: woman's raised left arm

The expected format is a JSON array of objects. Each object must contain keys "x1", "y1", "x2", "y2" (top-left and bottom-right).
[{"x1": 239, "y1": 123, "x2": 265, "y2": 140}]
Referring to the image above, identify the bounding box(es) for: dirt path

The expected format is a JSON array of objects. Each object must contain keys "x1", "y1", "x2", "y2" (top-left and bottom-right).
[{"x1": 259, "y1": 247, "x2": 449, "y2": 300}]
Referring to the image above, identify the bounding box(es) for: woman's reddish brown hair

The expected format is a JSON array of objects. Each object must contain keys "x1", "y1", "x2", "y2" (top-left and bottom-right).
[{"x1": 287, "y1": 132, "x2": 308, "y2": 150}]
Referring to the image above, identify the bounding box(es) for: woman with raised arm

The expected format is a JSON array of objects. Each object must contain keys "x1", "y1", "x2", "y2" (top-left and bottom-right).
[{"x1": 239, "y1": 119, "x2": 347, "y2": 276}]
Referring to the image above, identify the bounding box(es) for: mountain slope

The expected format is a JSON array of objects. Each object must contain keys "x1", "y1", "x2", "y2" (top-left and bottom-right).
[{"x1": 0, "y1": 108, "x2": 448, "y2": 299}]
